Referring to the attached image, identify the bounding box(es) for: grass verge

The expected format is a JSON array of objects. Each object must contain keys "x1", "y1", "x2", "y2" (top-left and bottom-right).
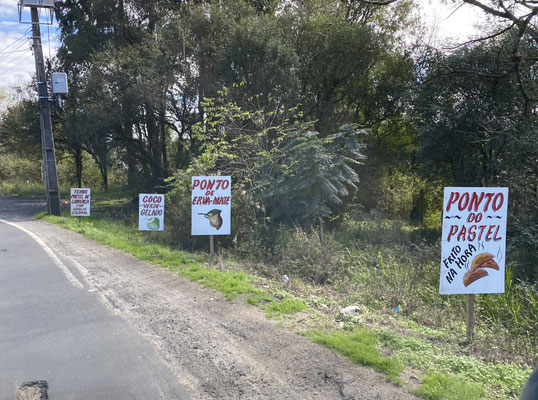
[
  {"x1": 412, "y1": 373, "x2": 484, "y2": 400},
  {"x1": 35, "y1": 212, "x2": 533, "y2": 399},
  {"x1": 35, "y1": 212, "x2": 254, "y2": 300},
  {"x1": 309, "y1": 329, "x2": 404, "y2": 384}
]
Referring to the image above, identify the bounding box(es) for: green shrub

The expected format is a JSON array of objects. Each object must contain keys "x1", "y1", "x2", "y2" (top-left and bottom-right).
[
  {"x1": 0, "y1": 154, "x2": 42, "y2": 183},
  {"x1": 412, "y1": 373, "x2": 484, "y2": 400},
  {"x1": 277, "y1": 228, "x2": 350, "y2": 284},
  {"x1": 310, "y1": 329, "x2": 404, "y2": 383}
]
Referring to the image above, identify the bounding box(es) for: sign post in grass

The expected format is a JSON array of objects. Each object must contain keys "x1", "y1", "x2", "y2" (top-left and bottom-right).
[
  {"x1": 440, "y1": 187, "x2": 508, "y2": 343},
  {"x1": 138, "y1": 194, "x2": 165, "y2": 231},
  {"x1": 191, "y1": 176, "x2": 231, "y2": 264},
  {"x1": 70, "y1": 188, "x2": 91, "y2": 223}
]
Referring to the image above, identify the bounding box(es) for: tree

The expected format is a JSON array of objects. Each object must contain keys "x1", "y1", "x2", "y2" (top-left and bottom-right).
[
  {"x1": 0, "y1": 99, "x2": 42, "y2": 160},
  {"x1": 194, "y1": 88, "x2": 367, "y2": 227},
  {"x1": 256, "y1": 123, "x2": 367, "y2": 226},
  {"x1": 414, "y1": 34, "x2": 538, "y2": 281},
  {"x1": 55, "y1": 0, "x2": 192, "y2": 191}
]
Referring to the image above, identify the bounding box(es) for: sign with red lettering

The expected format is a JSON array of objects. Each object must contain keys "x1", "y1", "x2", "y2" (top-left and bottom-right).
[
  {"x1": 139, "y1": 194, "x2": 164, "y2": 231},
  {"x1": 191, "y1": 176, "x2": 231, "y2": 236},
  {"x1": 70, "y1": 188, "x2": 90, "y2": 216},
  {"x1": 440, "y1": 187, "x2": 508, "y2": 294}
]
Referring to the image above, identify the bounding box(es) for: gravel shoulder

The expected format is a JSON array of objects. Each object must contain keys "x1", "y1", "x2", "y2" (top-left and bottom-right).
[{"x1": 1, "y1": 197, "x2": 417, "y2": 400}]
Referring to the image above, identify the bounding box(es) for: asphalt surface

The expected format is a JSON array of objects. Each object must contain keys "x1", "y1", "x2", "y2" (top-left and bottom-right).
[{"x1": 0, "y1": 197, "x2": 188, "y2": 400}]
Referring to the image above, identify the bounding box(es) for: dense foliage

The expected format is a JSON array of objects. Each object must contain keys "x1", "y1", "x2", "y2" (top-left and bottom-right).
[{"x1": 0, "y1": 2, "x2": 537, "y2": 285}]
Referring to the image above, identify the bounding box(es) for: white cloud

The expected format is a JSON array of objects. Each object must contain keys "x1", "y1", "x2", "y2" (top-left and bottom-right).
[
  {"x1": 0, "y1": 21, "x2": 20, "y2": 26},
  {"x1": 0, "y1": 1, "x2": 18, "y2": 18}
]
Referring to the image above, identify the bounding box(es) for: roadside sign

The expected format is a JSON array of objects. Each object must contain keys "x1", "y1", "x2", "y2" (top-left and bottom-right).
[
  {"x1": 70, "y1": 188, "x2": 90, "y2": 216},
  {"x1": 139, "y1": 194, "x2": 164, "y2": 231},
  {"x1": 191, "y1": 176, "x2": 231, "y2": 236},
  {"x1": 440, "y1": 187, "x2": 508, "y2": 294}
]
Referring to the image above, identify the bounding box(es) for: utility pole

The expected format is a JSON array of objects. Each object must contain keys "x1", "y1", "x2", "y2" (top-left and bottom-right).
[{"x1": 30, "y1": 6, "x2": 61, "y2": 215}]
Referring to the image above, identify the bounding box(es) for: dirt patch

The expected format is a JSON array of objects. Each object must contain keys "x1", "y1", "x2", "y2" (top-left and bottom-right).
[
  {"x1": 15, "y1": 214, "x2": 418, "y2": 399},
  {"x1": 16, "y1": 381, "x2": 48, "y2": 400}
]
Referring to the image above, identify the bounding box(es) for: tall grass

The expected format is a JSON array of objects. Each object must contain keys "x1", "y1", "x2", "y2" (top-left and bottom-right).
[
  {"x1": 258, "y1": 219, "x2": 537, "y2": 365},
  {"x1": 0, "y1": 181, "x2": 48, "y2": 197},
  {"x1": 37, "y1": 209, "x2": 534, "y2": 399},
  {"x1": 36, "y1": 199, "x2": 537, "y2": 366}
]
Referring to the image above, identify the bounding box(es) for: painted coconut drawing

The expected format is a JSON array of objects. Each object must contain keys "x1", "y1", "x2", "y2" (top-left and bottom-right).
[{"x1": 147, "y1": 217, "x2": 160, "y2": 230}]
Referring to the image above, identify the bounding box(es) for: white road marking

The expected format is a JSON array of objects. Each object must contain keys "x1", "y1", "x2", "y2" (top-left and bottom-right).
[{"x1": 0, "y1": 218, "x2": 84, "y2": 289}]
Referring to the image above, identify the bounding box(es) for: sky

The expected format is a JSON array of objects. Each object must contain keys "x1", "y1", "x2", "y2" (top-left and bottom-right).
[
  {"x1": 420, "y1": 0, "x2": 486, "y2": 46},
  {"x1": 0, "y1": 0, "x2": 59, "y2": 97},
  {"x1": 0, "y1": 1, "x2": 486, "y2": 99}
]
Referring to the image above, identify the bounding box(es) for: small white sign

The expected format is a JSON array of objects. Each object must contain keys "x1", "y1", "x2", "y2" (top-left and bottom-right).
[
  {"x1": 440, "y1": 187, "x2": 508, "y2": 294},
  {"x1": 191, "y1": 176, "x2": 231, "y2": 236},
  {"x1": 70, "y1": 188, "x2": 90, "y2": 216},
  {"x1": 51, "y1": 73, "x2": 68, "y2": 94},
  {"x1": 139, "y1": 194, "x2": 164, "y2": 231}
]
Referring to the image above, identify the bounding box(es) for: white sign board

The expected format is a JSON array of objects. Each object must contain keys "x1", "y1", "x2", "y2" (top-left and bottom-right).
[
  {"x1": 70, "y1": 188, "x2": 90, "y2": 216},
  {"x1": 139, "y1": 194, "x2": 164, "y2": 231},
  {"x1": 191, "y1": 176, "x2": 231, "y2": 236},
  {"x1": 440, "y1": 187, "x2": 508, "y2": 294}
]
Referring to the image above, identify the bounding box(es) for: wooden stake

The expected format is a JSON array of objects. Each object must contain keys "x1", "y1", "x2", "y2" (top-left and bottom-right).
[
  {"x1": 466, "y1": 294, "x2": 475, "y2": 343},
  {"x1": 319, "y1": 217, "x2": 324, "y2": 244},
  {"x1": 209, "y1": 234, "x2": 214, "y2": 265}
]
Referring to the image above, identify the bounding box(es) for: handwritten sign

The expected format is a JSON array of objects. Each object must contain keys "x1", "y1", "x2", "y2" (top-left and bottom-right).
[
  {"x1": 440, "y1": 187, "x2": 508, "y2": 294},
  {"x1": 139, "y1": 194, "x2": 164, "y2": 231},
  {"x1": 191, "y1": 176, "x2": 231, "y2": 236},
  {"x1": 70, "y1": 188, "x2": 90, "y2": 216}
]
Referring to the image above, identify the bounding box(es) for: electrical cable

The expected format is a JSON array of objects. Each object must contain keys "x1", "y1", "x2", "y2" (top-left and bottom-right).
[
  {"x1": 0, "y1": 49, "x2": 31, "y2": 69},
  {"x1": 0, "y1": 40, "x2": 30, "y2": 65},
  {"x1": 0, "y1": 50, "x2": 31, "y2": 71},
  {"x1": 0, "y1": 35, "x2": 26, "y2": 54},
  {"x1": 0, "y1": 28, "x2": 31, "y2": 54},
  {"x1": 0, "y1": 29, "x2": 32, "y2": 68},
  {"x1": 0, "y1": 56, "x2": 32, "y2": 78},
  {"x1": 0, "y1": 48, "x2": 28, "y2": 56},
  {"x1": 47, "y1": 19, "x2": 51, "y2": 61},
  {"x1": 0, "y1": 39, "x2": 28, "y2": 64}
]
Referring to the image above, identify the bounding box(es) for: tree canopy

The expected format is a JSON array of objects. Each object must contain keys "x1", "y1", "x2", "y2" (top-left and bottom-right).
[{"x1": 1, "y1": 0, "x2": 537, "y2": 281}]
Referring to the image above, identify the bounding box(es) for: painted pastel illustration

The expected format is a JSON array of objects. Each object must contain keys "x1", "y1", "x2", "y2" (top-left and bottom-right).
[{"x1": 463, "y1": 252, "x2": 499, "y2": 287}]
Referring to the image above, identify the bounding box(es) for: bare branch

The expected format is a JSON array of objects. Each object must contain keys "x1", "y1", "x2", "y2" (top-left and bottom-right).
[
  {"x1": 461, "y1": 0, "x2": 514, "y2": 20},
  {"x1": 462, "y1": 0, "x2": 538, "y2": 46},
  {"x1": 442, "y1": 22, "x2": 516, "y2": 50},
  {"x1": 355, "y1": 0, "x2": 398, "y2": 5}
]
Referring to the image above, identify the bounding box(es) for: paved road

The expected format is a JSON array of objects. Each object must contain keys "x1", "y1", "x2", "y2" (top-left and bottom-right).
[
  {"x1": 0, "y1": 196, "x2": 418, "y2": 400},
  {"x1": 0, "y1": 197, "x2": 188, "y2": 399}
]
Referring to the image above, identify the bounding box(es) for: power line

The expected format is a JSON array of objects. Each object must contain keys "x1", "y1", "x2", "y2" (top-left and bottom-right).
[
  {"x1": 0, "y1": 43, "x2": 31, "y2": 67},
  {"x1": 0, "y1": 48, "x2": 28, "y2": 56},
  {"x1": 0, "y1": 52, "x2": 32, "y2": 77},
  {"x1": 0, "y1": 57, "x2": 31, "y2": 77},
  {"x1": 0, "y1": 30, "x2": 32, "y2": 68},
  {"x1": 0, "y1": 29, "x2": 31, "y2": 55},
  {"x1": 0, "y1": 40, "x2": 30, "y2": 65},
  {"x1": 0, "y1": 35, "x2": 26, "y2": 54}
]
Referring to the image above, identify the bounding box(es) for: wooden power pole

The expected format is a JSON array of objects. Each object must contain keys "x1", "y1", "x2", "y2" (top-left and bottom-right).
[{"x1": 30, "y1": 6, "x2": 61, "y2": 216}]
